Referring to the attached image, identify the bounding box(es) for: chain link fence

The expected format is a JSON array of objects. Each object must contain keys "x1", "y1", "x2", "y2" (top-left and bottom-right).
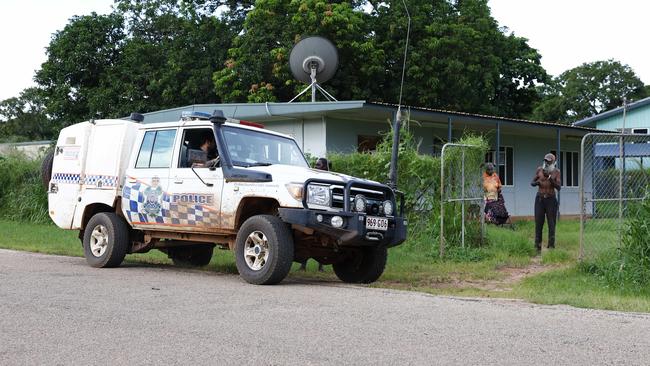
[
  {"x1": 579, "y1": 133, "x2": 650, "y2": 260},
  {"x1": 439, "y1": 143, "x2": 486, "y2": 257}
]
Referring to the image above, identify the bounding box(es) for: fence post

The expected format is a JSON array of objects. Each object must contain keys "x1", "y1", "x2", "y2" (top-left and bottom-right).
[
  {"x1": 440, "y1": 144, "x2": 446, "y2": 258},
  {"x1": 461, "y1": 148, "x2": 466, "y2": 248},
  {"x1": 579, "y1": 134, "x2": 587, "y2": 260},
  {"x1": 618, "y1": 133, "x2": 624, "y2": 249}
]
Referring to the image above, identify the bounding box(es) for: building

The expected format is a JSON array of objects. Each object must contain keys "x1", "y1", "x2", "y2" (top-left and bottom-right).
[
  {"x1": 574, "y1": 96, "x2": 650, "y2": 171},
  {"x1": 141, "y1": 101, "x2": 599, "y2": 217},
  {"x1": 0, "y1": 140, "x2": 52, "y2": 159},
  {"x1": 573, "y1": 96, "x2": 650, "y2": 133}
]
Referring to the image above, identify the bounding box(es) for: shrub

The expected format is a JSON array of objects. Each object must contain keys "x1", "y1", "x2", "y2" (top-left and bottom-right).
[
  {"x1": 581, "y1": 192, "x2": 650, "y2": 290},
  {"x1": 0, "y1": 151, "x2": 50, "y2": 223},
  {"x1": 327, "y1": 123, "x2": 488, "y2": 252}
]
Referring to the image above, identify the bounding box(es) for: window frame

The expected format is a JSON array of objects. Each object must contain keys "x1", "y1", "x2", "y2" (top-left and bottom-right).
[
  {"x1": 176, "y1": 127, "x2": 216, "y2": 169},
  {"x1": 485, "y1": 146, "x2": 514, "y2": 187},
  {"x1": 561, "y1": 151, "x2": 580, "y2": 188},
  {"x1": 134, "y1": 128, "x2": 178, "y2": 169}
]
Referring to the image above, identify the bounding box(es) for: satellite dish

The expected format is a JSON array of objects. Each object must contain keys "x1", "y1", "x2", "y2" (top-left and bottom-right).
[{"x1": 288, "y1": 36, "x2": 339, "y2": 103}]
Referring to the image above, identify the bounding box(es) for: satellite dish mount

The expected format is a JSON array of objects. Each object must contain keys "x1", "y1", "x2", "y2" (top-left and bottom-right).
[{"x1": 288, "y1": 37, "x2": 339, "y2": 103}]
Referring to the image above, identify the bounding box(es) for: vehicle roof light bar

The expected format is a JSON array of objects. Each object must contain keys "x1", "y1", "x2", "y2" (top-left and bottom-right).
[
  {"x1": 181, "y1": 111, "x2": 212, "y2": 121},
  {"x1": 238, "y1": 120, "x2": 265, "y2": 129}
]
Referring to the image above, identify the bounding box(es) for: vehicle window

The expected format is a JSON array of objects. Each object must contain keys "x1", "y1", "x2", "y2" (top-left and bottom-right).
[
  {"x1": 149, "y1": 130, "x2": 177, "y2": 168},
  {"x1": 135, "y1": 129, "x2": 177, "y2": 168},
  {"x1": 177, "y1": 128, "x2": 217, "y2": 168},
  {"x1": 135, "y1": 131, "x2": 156, "y2": 168},
  {"x1": 222, "y1": 126, "x2": 308, "y2": 168}
]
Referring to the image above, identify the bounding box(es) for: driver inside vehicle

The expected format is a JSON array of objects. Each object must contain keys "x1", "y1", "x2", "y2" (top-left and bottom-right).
[{"x1": 193, "y1": 133, "x2": 219, "y2": 168}]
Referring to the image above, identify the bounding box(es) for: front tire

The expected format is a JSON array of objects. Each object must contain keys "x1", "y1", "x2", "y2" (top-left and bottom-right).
[
  {"x1": 83, "y1": 212, "x2": 129, "y2": 268},
  {"x1": 234, "y1": 215, "x2": 294, "y2": 285},
  {"x1": 333, "y1": 247, "x2": 387, "y2": 284},
  {"x1": 169, "y1": 245, "x2": 214, "y2": 267}
]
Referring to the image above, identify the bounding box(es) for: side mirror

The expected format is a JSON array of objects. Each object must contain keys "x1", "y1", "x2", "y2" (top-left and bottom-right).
[{"x1": 187, "y1": 149, "x2": 207, "y2": 166}]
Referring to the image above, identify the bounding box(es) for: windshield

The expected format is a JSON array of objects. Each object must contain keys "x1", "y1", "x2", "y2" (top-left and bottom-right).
[{"x1": 222, "y1": 126, "x2": 309, "y2": 168}]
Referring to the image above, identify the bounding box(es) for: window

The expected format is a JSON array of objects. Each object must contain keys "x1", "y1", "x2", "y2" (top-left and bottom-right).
[
  {"x1": 358, "y1": 135, "x2": 381, "y2": 152},
  {"x1": 561, "y1": 151, "x2": 579, "y2": 187},
  {"x1": 632, "y1": 128, "x2": 648, "y2": 135},
  {"x1": 485, "y1": 146, "x2": 513, "y2": 186},
  {"x1": 177, "y1": 128, "x2": 216, "y2": 168},
  {"x1": 222, "y1": 126, "x2": 308, "y2": 168},
  {"x1": 135, "y1": 129, "x2": 177, "y2": 168}
]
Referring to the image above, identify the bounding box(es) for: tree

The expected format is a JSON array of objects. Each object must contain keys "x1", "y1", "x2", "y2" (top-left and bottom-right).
[
  {"x1": 31, "y1": 0, "x2": 548, "y2": 128},
  {"x1": 214, "y1": 0, "x2": 547, "y2": 118},
  {"x1": 110, "y1": 0, "x2": 234, "y2": 114},
  {"x1": 35, "y1": 1, "x2": 233, "y2": 126},
  {"x1": 368, "y1": 0, "x2": 547, "y2": 117},
  {"x1": 213, "y1": 0, "x2": 380, "y2": 103},
  {"x1": 0, "y1": 88, "x2": 53, "y2": 142},
  {"x1": 532, "y1": 60, "x2": 647, "y2": 123}
]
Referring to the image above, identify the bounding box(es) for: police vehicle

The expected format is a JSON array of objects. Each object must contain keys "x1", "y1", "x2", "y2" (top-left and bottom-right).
[{"x1": 44, "y1": 111, "x2": 407, "y2": 285}]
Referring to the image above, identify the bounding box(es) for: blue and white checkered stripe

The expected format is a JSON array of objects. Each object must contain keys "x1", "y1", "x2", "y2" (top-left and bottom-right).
[
  {"x1": 84, "y1": 175, "x2": 118, "y2": 188},
  {"x1": 51, "y1": 173, "x2": 117, "y2": 188},
  {"x1": 52, "y1": 173, "x2": 81, "y2": 184},
  {"x1": 122, "y1": 182, "x2": 215, "y2": 227}
]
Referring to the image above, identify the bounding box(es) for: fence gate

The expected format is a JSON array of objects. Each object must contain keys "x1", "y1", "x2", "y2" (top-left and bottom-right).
[
  {"x1": 579, "y1": 133, "x2": 650, "y2": 260},
  {"x1": 439, "y1": 143, "x2": 486, "y2": 257}
]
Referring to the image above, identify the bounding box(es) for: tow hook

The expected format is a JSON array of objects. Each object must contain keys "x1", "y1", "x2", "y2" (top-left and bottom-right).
[{"x1": 365, "y1": 232, "x2": 384, "y2": 241}]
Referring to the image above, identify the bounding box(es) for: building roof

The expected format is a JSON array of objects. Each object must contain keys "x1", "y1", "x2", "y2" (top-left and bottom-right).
[
  {"x1": 140, "y1": 100, "x2": 603, "y2": 133},
  {"x1": 573, "y1": 96, "x2": 650, "y2": 127},
  {"x1": 366, "y1": 101, "x2": 602, "y2": 132}
]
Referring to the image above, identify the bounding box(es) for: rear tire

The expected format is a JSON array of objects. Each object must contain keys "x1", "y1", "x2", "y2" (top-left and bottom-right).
[
  {"x1": 41, "y1": 150, "x2": 54, "y2": 190},
  {"x1": 169, "y1": 245, "x2": 214, "y2": 267},
  {"x1": 333, "y1": 247, "x2": 387, "y2": 284},
  {"x1": 83, "y1": 212, "x2": 129, "y2": 268},
  {"x1": 234, "y1": 215, "x2": 293, "y2": 285}
]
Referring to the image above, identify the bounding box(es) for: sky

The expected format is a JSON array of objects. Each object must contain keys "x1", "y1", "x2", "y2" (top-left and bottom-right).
[{"x1": 0, "y1": 0, "x2": 648, "y2": 101}]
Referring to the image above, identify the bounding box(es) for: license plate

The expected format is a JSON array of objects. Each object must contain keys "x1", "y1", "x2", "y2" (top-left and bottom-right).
[{"x1": 366, "y1": 216, "x2": 388, "y2": 231}]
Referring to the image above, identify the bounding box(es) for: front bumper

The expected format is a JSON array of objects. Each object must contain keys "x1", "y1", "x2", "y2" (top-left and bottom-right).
[{"x1": 279, "y1": 208, "x2": 407, "y2": 248}]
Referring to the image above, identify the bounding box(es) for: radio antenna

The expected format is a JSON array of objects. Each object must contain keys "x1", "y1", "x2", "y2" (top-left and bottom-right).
[
  {"x1": 388, "y1": 0, "x2": 411, "y2": 189},
  {"x1": 397, "y1": 0, "x2": 411, "y2": 109}
]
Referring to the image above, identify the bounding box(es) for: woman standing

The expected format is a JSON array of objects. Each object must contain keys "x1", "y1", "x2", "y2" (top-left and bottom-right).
[{"x1": 483, "y1": 163, "x2": 511, "y2": 226}]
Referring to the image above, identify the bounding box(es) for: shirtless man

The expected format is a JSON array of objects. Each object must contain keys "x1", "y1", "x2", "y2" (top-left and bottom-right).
[{"x1": 531, "y1": 153, "x2": 561, "y2": 253}]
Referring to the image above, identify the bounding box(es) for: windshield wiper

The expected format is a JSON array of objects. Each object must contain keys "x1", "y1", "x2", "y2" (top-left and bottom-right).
[
  {"x1": 247, "y1": 162, "x2": 273, "y2": 167},
  {"x1": 235, "y1": 162, "x2": 273, "y2": 167}
]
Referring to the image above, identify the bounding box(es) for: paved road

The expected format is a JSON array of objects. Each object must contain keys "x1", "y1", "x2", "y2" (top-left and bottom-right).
[{"x1": 1, "y1": 249, "x2": 649, "y2": 365}]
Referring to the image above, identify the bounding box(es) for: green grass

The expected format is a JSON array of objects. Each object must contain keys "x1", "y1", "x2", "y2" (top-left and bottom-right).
[
  {"x1": 513, "y1": 267, "x2": 650, "y2": 313},
  {"x1": 1, "y1": 218, "x2": 649, "y2": 312}
]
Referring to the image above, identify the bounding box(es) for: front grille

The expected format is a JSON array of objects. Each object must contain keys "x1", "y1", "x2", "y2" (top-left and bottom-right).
[{"x1": 331, "y1": 185, "x2": 388, "y2": 215}]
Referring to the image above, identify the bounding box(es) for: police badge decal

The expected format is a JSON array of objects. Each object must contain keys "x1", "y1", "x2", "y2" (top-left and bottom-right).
[{"x1": 143, "y1": 176, "x2": 163, "y2": 217}]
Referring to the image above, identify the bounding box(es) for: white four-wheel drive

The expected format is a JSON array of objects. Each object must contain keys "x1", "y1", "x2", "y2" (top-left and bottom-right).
[{"x1": 45, "y1": 111, "x2": 407, "y2": 284}]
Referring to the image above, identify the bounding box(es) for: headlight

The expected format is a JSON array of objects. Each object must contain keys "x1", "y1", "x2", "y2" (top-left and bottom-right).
[
  {"x1": 354, "y1": 194, "x2": 367, "y2": 212},
  {"x1": 330, "y1": 216, "x2": 344, "y2": 228},
  {"x1": 307, "y1": 184, "x2": 331, "y2": 206},
  {"x1": 383, "y1": 200, "x2": 393, "y2": 216},
  {"x1": 285, "y1": 183, "x2": 304, "y2": 201}
]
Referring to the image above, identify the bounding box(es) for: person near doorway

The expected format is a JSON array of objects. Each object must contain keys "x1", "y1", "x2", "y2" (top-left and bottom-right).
[
  {"x1": 482, "y1": 163, "x2": 512, "y2": 226},
  {"x1": 531, "y1": 153, "x2": 561, "y2": 253}
]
